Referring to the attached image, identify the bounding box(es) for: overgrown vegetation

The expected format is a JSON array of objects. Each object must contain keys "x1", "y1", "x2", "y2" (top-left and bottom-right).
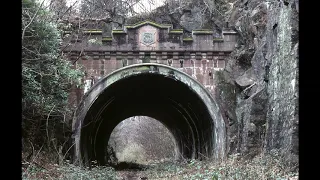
[
  {"x1": 144, "y1": 153, "x2": 298, "y2": 179},
  {"x1": 22, "y1": 153, "x2": 298, "y2": 180},
  {"x1": 22, "y1": 0, "x2": 84, "y2": 163},
  {"x1": 22, "y1": 161, "x2": 116, "y2": 180}
]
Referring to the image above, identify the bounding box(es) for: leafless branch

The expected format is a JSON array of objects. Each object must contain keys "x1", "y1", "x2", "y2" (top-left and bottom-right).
[
  {"x1": 22, "y1": 0, "x2": 45, "y2": 43},
  {"x1": 73, "y1": 49, "x2": 84, "y2": 65},
  {"x1": 62, "y1": 142, "x2": 75, "y2": 160},
  {"x1": 56, "y1": 0, "x2": 80, "y2": 22}
]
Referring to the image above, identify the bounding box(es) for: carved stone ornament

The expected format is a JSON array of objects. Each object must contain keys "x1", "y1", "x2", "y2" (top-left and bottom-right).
[{"x1": 141, "y1": 32, "x2": 156, "y2": 46}]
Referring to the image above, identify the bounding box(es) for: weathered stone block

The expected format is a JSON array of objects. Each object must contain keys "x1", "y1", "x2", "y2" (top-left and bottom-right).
[
  {"x1": 235, "y1": 68, "x2": 256, "y2": 87},
  {"x1": 184, "y1": 68, "x2": 193, "y2": 76}
]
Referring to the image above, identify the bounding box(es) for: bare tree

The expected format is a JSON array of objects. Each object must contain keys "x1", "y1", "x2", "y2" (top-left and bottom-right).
[{"x1": 80, "y1": 0, "x2": 137, "y2": 28}]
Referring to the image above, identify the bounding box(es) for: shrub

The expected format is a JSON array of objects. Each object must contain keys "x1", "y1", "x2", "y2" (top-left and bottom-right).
[{"x1": 22, "y1": 0, "x2": 84, "y2": 158}]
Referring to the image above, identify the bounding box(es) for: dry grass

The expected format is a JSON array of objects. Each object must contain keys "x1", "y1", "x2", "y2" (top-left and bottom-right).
[
  {"x1": 22, "y1": 160, "x2": 116, "y2": 180},
  {"x1": 142, "y1": 153, "x2": 298, "y2": 180},
  {"x1": 22, "y1": 152, "x2": 298, "y2": 180},
  {"x1": 22, "y1": 150, "x2": 116, "y2": 180}
]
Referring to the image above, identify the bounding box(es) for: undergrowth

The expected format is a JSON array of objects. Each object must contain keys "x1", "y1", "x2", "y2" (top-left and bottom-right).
[
  {"x1": 143, "y1": 154, "x2": 298, "y2": 180},
  {"x1": 22, "y1": 152, "x2": 298, "y2": 180},
  {"x1": 22, "y1": 161, "x2": 116, "y2": 180}
]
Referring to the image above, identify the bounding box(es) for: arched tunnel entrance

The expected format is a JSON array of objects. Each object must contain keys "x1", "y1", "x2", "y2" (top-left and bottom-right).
[{"x1": 72, "y1": 63, "x2": 227, "y2": 166}]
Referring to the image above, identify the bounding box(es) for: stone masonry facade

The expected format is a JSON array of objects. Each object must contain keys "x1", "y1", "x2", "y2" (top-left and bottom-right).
[{"x1": 62, "y1": 20, "x2": 237, "y2": 109}]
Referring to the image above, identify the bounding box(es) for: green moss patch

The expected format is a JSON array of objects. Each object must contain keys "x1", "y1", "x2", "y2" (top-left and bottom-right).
[
  {"x1": 183, "y1": 38, "x2": 193, "y2": 41},
  {"x1": 192, "y1": 29, "x2": 213, "y2": 35},
  {"x1": 112, "y1": 30, "x2": 126, "y2": 34},
  {"x1": 83, "y1": 29, "x2": 102, "y2": 34},
  {"x1": 169, "y1": 31, "x2": 183, "y2": 34},
  {"x1": 102, "y1": 36, "x2": 113, "y2": 41},
  {"x1": 124, "y1": 20, "x2": 172, "y2": 29}
]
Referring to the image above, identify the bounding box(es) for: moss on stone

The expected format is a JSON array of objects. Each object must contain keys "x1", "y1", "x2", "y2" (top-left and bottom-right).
[
  {"x1": 169, "y1": 30, "x2": 183, "y2": 34},
  {"x1": 183, "y1": 38, "x2": 193, "y2": 41},
  {"x1": 112, "y1": 30, "x2": 126, "y2": 34},
  {"x1": 102, "y1": 36, "x2": 113, "y2": 41},
  {"x1": 124, "y1": 20, "x2": 171, "y2": 29},
  {"x1": 193, "y1": 29, "x2": 212, "y2": 31},
  {"x1": 83, "y1": 30, "x2": 102, "y2": 34},
  {"x1": 192, "y1": 30, "x2": 213, "y2": 34}
]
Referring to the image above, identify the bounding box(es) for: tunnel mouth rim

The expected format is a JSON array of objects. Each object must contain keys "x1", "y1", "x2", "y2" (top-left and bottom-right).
[
  {"x1": 82, "y1": 63, "x2": 215, "y2": 102},
  {"x1": 73, "y1": 63, "x2": 227, "y2": 166}
]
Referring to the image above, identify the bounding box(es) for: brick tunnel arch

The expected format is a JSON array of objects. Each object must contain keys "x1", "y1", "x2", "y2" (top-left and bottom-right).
[{"x1": 72, "y1": 63, "x2": 227, "y2": 166}]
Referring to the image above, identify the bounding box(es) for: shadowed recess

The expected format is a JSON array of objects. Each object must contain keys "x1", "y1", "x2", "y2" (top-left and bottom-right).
[{"x1": 72, "y1": 64, "x2": 226, "y2": 166}]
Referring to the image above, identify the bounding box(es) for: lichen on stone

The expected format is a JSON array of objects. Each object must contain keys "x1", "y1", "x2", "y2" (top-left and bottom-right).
[
  {"x1": 124, "y1": 20, "x2": 172, "y2": 29},
  {"x1": 112, "y1": 30, "x2": 126, "y2": 34},
  {"x1": 83, "y1": 30, "x2": 103, "y2": 34},
  {"x1": 192, "y1": 29, "x2": 213, "y2": 34},
  {"x1": 169, "y1": 29, "x2": 184, "y2": 34},
  {"x1": 183, "y1": 38, "x2": 193, "y2": 41},
  {"x1": 193, "y1": 29, "x2": 212, "y2": 31},
  {"x1": 102, "y1": 36, "x2": 113, "y2": 41}
]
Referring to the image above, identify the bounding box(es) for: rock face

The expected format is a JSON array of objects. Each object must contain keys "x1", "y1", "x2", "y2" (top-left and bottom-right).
[
  {"x1": 264, "y1": 2, "x2": 299, "y2": 164},
  {"x1": 179, "y1": 8, "x2": 203, "y2": 32},
  {"x1": 126, "y1": 0, "x2": 226, "y2": 37},
  {"x1": 217, "y1": 0, "x2": 298, "y2": 165}
]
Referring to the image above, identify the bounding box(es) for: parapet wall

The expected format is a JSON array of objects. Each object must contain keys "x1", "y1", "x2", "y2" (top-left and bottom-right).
[{"x1": 62, "y1": 20, "x2": 237, "y2": 52}]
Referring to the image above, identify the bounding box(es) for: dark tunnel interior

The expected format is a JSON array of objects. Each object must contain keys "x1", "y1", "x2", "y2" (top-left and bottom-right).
[{"x1": 80, "y1": 73, "x2": 215, "y2": 165}]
